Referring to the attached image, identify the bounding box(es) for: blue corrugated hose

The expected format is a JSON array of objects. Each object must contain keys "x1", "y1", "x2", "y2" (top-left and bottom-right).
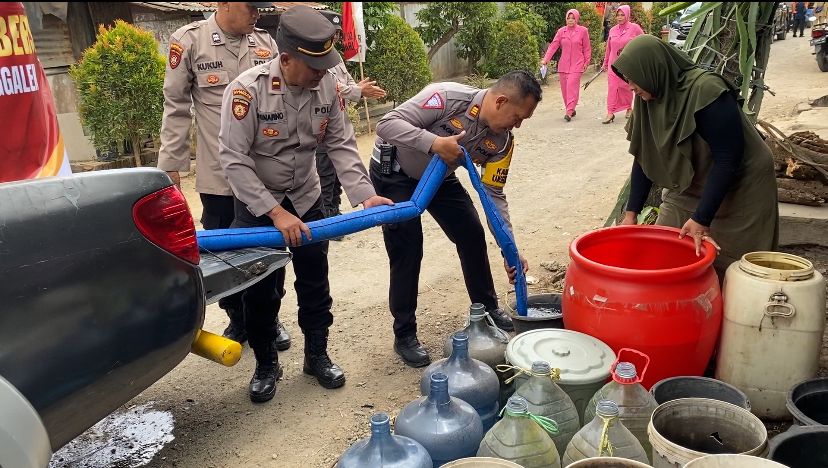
[{"x1": 196, "y1": 149, "x2": 528, "y2": 316}]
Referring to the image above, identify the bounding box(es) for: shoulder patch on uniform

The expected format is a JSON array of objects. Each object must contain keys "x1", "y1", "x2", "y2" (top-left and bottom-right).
[
  {"x1": 422, "y1": 92, "x2": 444, "y2": 110},
  {"x1": 232, "y1": 98, "x2": 250, "y2": 120},
  {"x1": 232, "y1": 88, "x2": 253, "y2": 101},
  {"x1": 168, "y1": 42, "x2": 184, "y2": 69},
  {"x1": 469, "y1": 104, "x2": 480, "y2": 118}
]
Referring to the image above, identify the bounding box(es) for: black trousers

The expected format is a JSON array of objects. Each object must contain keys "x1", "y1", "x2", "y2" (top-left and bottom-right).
[
  {"x1": 793, "y1": 18, "x2": 806, "y2": 36},
  {"x1": 315, "y1": 151, "x2": 343, "y2": 217},
  {"x1": 200, "y1": 194, "x2": 243, "y2": 314},
  {"x1": 369, "y1": 160, "x2": 499, "y2": 338},
  {"x1": 231, "y1": 196, "x2": 333, "y2": 356}
]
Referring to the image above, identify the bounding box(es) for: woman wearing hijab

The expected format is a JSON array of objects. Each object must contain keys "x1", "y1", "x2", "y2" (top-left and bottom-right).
[
  {"x1": 602, "y1": 5, "x2": 643, "y2": 124},
  {"x1": 541, "y1": 8, "x2": 591, "y2": 121},
  {"x1": 614, "y1": 35, "x2": 778, "y2": 277}
]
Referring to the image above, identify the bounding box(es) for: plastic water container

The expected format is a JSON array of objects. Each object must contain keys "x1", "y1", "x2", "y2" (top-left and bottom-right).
[
  {"x1": 421, "y1": 332, "x2": 500, "y2": 431},
  {"x1": 512, "y1": 361, "x2": 580, "y2": 456},
  {"x1": 476, "y1": 396, "x2": 561, "y2": 467},
  {"x1": 396, "y1": 373, "x2": 484, "y2": 467},
  {"x1": 584, "y1": 349, "x2": 658, "y2": 461},
  {"x1": 336, "y1": 413, "x2": 432, "y2": 468},
  {"x1": 505, "y1": 328, "x2": 614, "y2": 424},
  {"x1": 564, "y1": 225, "x2": 722, "y2": 389},
  {"x1": 443, "y1": 303, "x2": 510, "y2": 370},
  {"x1": 562, "y1": 400, "x2": 649, "y2": 466},
  {"x1": 716, "y1": 252, "x2": 826, "y2": 420}
]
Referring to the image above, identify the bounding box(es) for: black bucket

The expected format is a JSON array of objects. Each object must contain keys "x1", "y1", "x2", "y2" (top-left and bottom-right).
[
  {"x1": 769, "y1": 425, "x2": 828, "y2": 467},
  {"x1": 650, "y1": 376, "x2": 751, "y2": 410},
  {"x1": 507, "y1": 293, "x2": 564, "y2": 335},
  {"x1": 786, "y1": 377, "x2": 828, "y2": 426}
]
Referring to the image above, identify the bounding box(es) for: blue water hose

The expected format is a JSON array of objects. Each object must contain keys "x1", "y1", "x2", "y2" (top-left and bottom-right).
[{"x1": 196, "y1": 151, "x2": 529, "y2": 316}]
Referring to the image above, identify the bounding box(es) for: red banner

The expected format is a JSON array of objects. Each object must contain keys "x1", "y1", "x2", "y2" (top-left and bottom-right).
[
  {"x1": 0, "y1": 2, "x2": 71, "y2": 183},
  {"x1": 341, "y1": 2, "x2": 359, "y2": 61}
]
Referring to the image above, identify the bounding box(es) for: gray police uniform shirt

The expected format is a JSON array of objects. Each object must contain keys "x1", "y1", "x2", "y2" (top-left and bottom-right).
[
  {"x1": 157, "y1": 14, "x2": 277, "y2": 196},
  {"x1": 218, "y1": 60, "x2": 376, "y2": 219},
  {"x1": 375, "y1": 83, "x2": 515, "y2": 228},
  {"x1": 316, "y1": 59, "x2": 361, "y2": 154}
]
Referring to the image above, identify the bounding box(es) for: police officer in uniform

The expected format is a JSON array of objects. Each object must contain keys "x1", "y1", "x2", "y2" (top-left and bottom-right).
[
  {"x1": 218, "y1": 5, "x2": 393, "y2": 402},
  {"x1": 316, "y1": 10, "x2": 386, "y2": 233},
  {"x1": 372, "y1": 71, "x2": 541, "y2": 367},
  {"x1": 157, "y1": 2, "x2": 291, "y2": 350}
]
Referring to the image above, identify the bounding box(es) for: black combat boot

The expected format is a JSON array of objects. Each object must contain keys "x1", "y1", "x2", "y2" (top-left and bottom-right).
[
  {"x1": 249, "y1": 343, "x2": 282, "y2": 403},
  {"x1": 303, "y1": 330, "x2": 345, "y2": 389},
  {"x1": 222, "y1": 307, "x2": 247, "y2": 344},
  {"x1": 488, "y1": 308, "x2": 515, "y2": 332},
  {"x1": 393, "y1": 334, "x2": 431, "y2": 368},
  {"x1": 274, "y1": 320, "x2": 291, "y2": 351}
]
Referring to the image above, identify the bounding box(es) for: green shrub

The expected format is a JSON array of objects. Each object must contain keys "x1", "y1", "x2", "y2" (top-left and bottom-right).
[
  {"x1": 484, "y1": 20, "x2": 539, "y2": 78},
  {"x1": 501, "y1": 3, "x2": 548, "y2": 55},
  {"x1": 69, "y1": 20, "x2": 165, "y2": 166},
  {"x1": 364, "y1": 15, "x2": 432, "y2": 104},
  {"x1": 630, "y1": 2, "x2": 654, "y2": 38}
]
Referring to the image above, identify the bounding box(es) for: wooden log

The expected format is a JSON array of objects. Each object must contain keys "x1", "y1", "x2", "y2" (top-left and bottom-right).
[
  {"x1": 776, "y1": 178, "x2": 828, "y2": 199},
  {"x1": 786, "y1": 158, "x2": 822, "y2": 180},
  {"x1": 777, "y1": 186, "x2": 824, "y2": 206}
]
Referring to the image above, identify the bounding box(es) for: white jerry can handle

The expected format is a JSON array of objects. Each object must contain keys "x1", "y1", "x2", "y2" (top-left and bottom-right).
[{"x1": 765, "y1": 292, "x2": 796, "y2": 318}]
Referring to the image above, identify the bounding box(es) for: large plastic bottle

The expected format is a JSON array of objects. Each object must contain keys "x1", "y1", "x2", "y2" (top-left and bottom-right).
[
  {"x1": 443, "y1": 303, "x2": 510, "y2": 370},
  {"x1": 513, "y1": 361, "x2": 580, "y2": 456},
  {"x1": 476, "y1": 395, "x2": 561, "y2": 468},
  {"x1": 562, "y1": 400, "x2": 649, "y2": 466},
  {"x1": 421, "y1": 332, "x2": 500, "y2": 431},
  {"x1": 396, "y1": 372, "x2": 484, "y2": 467},
  {"x1": 337, "y1": 413, "x2": 432, "y2": 468},
  {"x1": 583, "y1": 349, "x2": 658, "y2": 459}
]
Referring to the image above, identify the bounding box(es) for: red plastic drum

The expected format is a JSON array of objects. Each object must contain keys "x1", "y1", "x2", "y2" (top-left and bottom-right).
[{"x1": 563, "y1": 225, "x2": 722, "y2": 389}]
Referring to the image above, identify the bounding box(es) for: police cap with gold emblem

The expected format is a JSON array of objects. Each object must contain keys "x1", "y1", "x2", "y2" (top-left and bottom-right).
[{"x1": 275, "y1": 5, "x2": 340, "y2": 70}]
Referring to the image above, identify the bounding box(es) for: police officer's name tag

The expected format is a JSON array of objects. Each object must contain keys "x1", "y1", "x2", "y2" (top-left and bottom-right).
[
  {"x1": 257, "y1": 111, "x2": 285, "y2": 122},
  {"x1": 313, "y1": 104, "x2": 331, "y2": 116}
]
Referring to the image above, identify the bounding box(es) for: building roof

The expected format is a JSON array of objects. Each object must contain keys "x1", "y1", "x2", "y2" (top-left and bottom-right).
[{"x1": 128, "y1": 2, "x2": 328, "y2": 13}]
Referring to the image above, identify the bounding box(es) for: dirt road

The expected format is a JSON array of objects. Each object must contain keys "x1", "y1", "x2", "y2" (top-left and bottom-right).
[{"x1": 51, "y1": 33, "x2": 827, "y2": 468}]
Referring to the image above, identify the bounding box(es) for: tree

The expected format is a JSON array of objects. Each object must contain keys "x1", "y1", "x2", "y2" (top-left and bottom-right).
[
  {"x1": 525, "y1": 2, "x2": 577, "y2": 44},
  {"x1": 364, "y1": 15, "x2": 432, "y2": 105},
  {"x1": 501, "y1": 3, "x2": 548, "y2": 55},
  {"x1": 574, "y1": 2, "x2": 605, "y2": 66},
  {"x1": 70, "y1": 20, "x2": 165, "y2": 167},
  {"x1": 415, "y1": 2, "x2": 497, "y2": 64},
  {"x1": 484, "y1": 20, "x2": 539, "y2": 78},
  {"x1": 661, "y1": 2, "x2": 780, "y2": 120}
]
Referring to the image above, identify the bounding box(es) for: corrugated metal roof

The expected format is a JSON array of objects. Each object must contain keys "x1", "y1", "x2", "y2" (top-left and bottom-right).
[{"x1": 128, "y1": 2, "x2": 328, "y2": 13}]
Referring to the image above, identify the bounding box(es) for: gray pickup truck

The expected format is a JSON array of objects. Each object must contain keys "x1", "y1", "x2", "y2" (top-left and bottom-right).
[{"x1": 0, "y1": 169, "x2": 289, "y2": 467}]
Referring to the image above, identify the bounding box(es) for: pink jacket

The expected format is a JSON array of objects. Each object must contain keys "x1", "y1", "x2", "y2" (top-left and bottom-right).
[
  {"x1": 543, "y1": 9, "x2": 592, "y2": 73},
  {"x1": 603, "y1": 5, "x2": 644, "y2": 70}
]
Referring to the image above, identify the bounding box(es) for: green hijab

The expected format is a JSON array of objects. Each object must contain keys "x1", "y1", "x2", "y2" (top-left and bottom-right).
[{"x1": 613, "y1": 35, "x2": 738, "y2": 192}]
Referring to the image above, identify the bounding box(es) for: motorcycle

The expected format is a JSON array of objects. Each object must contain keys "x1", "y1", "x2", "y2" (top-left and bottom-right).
[{"x1": 811, "y1": 20, "x2": 828, "y2": 72}]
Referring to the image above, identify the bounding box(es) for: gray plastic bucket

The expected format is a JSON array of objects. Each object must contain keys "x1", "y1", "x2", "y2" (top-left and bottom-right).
[
  {"x1": 651, "y1": 376, "x2": 750, "y2": 410},
  {"x1": 786, "y1": 377, "x2": 828, "y2": 426},
  {"x1": 507, "y1": 293, "x2": 564, "y2": 335},
  {"x1": 769, "y1": 425, "x2": 828, "y2": 467}
]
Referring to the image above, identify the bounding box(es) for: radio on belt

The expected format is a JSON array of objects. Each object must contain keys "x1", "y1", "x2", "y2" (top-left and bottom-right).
[{"x1": 378, "y1": 143, "x2": 396, "y2": 175}]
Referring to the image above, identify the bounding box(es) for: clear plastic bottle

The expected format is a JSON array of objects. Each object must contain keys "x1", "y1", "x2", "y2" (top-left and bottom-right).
[
  {"x1": 443, "y1": 303, "x2": 509, "y2": 370},
  {"x1": 476, "y1": 396, "x2": 561, "y2": 468},
  {"x1": 583, "y1": 351, "x2": 658, "y2": 460},
  {"x1": 513, "y1": 361, "x2": 580, "y2": 456},
  {"x1": 337, "y1": 413, "x2": 432, "y2": 468},
  {"x1": 562, "y1": 400, "x2": 649, "y2": 465}
]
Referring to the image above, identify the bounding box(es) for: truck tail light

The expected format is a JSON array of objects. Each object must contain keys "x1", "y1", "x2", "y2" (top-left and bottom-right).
[{"x1": 133, "y1": 185, "x2": 200, "y2": 264}]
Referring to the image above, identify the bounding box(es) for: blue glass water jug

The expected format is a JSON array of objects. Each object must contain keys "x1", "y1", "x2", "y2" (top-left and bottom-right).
[
  {"x1": 337, "y1": 412, "x2": 432, "y2": 468},
  {"x1": 421, "y1": 332, "x2": 500, "y2": 431},
  {"x1": 396, "y1": 372, "x2": 484, "y2": 467}
]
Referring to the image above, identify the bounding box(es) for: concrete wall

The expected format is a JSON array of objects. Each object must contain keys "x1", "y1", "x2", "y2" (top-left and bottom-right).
[
  {"x1": 45, "y1": 71, "x2": 98, "y2": 162},
  {"x1": 399, "y1": 3, "x2": 468, "y2": 80},
  {"x1": 131, "y1": 10, "x2": 199, "y2": 57}
]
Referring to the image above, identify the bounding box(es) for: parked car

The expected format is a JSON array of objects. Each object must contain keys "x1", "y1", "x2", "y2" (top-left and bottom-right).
[
  {"x1": 812, "y1": 21, "x2": 828, "y2": 72},
  {"x1": 0, "y1": 169, "x2": 290, "y2": 467},
  {"x1": 669, "y1": 3, "x2": 790, "y2": 49}
]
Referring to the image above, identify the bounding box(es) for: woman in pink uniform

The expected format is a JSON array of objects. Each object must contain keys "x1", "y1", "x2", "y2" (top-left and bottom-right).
[
  {"x1": 602, "y1": 4, "x2": 643, "y2": 124},
  {"x1": 541, "y1": 8, "x2": 591, "y2": 122}
]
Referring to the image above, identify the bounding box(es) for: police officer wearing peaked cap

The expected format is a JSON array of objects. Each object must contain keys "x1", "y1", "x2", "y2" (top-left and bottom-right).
[
  {"x1": 156, "y1": 1, "x2": 291, "y2": 350},
  {"x1": 314, "y1": 9, "x2": 387, "y2": 235},
  {"x1": 218, "y1": 5, "x2": 393, "y2": 403}
]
